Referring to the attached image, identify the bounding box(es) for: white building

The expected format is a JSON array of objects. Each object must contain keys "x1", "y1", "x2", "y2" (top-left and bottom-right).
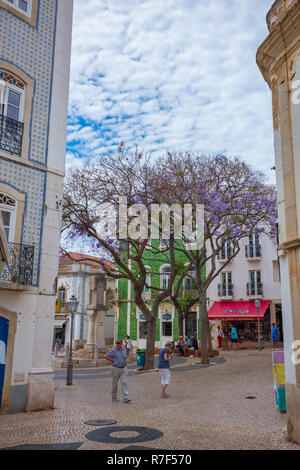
[
  {"x1": 54, "y1": 253, "x2": 116, "y2": 355},
  {"x1": 0, "y1": 0, "x2": 73, "y2": 413},
  {"x1": 207, "y1": 232, "x2": 281, "y2": 347}
]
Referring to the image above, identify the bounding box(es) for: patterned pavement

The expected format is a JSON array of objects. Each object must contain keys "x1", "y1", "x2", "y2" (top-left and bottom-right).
[{"x1": 0, "y1": 349, "x2": 299, "y2": 450}]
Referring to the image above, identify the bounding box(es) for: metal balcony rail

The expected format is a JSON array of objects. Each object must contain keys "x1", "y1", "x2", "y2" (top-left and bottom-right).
[
  {"x1": 218, "y1": 283, "x2": 234, "y2": 297},
  {"x1": 0, "y1": 242, "x2": 34, "y2": 285},
  {"x1": 247, "y1": 282, "x2": 263, "y2": 296},
  {"x1": 245, "y1": 245, "x2": 262, "y2": 259},
  {"x1": 0, "y1": 114, "x2": 24, "y2": 156}
]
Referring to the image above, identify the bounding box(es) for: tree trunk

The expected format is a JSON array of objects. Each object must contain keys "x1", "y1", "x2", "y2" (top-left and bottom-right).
[
  {"x1": 200, "y1": 295, "x2": 209, "y2": 364},
  {"x1": 207, "y1": 320, "x2": 213, "y2": 355},
  {"x1": 178, "y1": 312, "x2": 184, "y2": 338},
  {"x1": 145, "y1": 316, "x2": 156, "y2": 370}
]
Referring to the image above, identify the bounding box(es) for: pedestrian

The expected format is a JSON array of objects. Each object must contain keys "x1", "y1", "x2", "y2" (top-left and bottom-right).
[
  {"x1": 216, "y1": 324, "x2": 224, "y2": 348},
  {"x1": 124, "y1": 334, "x2": 132, "y2": 357},
  {"x1": 158, "y1": 341, "x2": 173, "y2": 398},
  {"x1": 272, "y1": 322, "x2": 279, "y2": 348},
  {"x1": 104, "y1": 339, "x2": 132, "y2": 403},
  {"x1": 229, "y1": 324, "x2": 239, "y2": 350}
]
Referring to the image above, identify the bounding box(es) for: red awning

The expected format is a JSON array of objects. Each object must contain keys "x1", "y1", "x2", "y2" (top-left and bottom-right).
[{"x1": 208, "y1": 300, "x2": 270, "y2": 321}]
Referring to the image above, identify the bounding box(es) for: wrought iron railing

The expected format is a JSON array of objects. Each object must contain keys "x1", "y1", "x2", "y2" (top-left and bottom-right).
[
  {"x1": 218, "y1": 283, "x2": 234, "y2": 297},
  {"x1": 0, "y1": 114, "x2": 24, "y2": 155},
  {"x1": 0, "y1": 242, "x2": 34, "y2": 285},
  {"x1": 247, "y1": 282, "x2": 263, "y2": 296},
  {"x1": 245, "y1": 245, "x2": 262, "y2": 259}
]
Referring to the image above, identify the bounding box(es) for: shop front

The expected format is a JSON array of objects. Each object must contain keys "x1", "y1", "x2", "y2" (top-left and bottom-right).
[{"x1": 208, "y1": 300, "x2": 271, "y2": 346}]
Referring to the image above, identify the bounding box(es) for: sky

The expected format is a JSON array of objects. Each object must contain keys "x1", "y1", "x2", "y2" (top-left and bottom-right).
[{"x1": 67, "y1": 0, "x2": 276, "y2": 182}]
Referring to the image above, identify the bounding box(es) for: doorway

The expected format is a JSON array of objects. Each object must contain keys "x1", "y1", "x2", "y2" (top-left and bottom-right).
[
  {"x1": 0, "y1": 316, "x2": 9, "y2": 409},
  {"x1": 185, "y1": 311, "x2": 197, "y2": 339}
]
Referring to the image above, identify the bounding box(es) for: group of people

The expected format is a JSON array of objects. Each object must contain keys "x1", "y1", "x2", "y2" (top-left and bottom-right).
[
  {"x1": 175, "y1": 336, "x2": 198, "y2": 357},
  {"x1": 104, "y1": 339, "x2": 174, "y2": 402},
  {"x1": 216, "y1": 322, "x2": 280, "y2": 349},
  {"x1": 104, "y1": 322, "x2": 282, "y2": 403}
]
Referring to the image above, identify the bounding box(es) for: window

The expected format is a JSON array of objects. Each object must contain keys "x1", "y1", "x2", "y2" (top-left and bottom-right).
[
  {"x1": 218, "y1": 240, "x2": 232, "y2": 261},
  {"x1": 246, "y1": 234, "x2": 261, "y2": 258},
  {"x1": 58, "y1": 287, "x2": 66, "y2": 304},
  {"x1": 0, "y1": 193, "x2": 16, "y2": 242},
  {"x1": 184, "y1": 266, "x2": 196, "y2": 291},
  {"x1": 161, "y1": 311, "x2": 172, "y2": 337},
  {"x1": 3, "y1": 0, "x2": 32, "y2": 16},
  {"x1": 0, "y1": 71, "x2": 24, "y2": 122},
  {"x1": 161, "y1": 265, "x2": 171, "y2": 290},
  {"x1": 218, "y1": 272, "x2": 233, "y2": 297},
  {"x1": 248, "y1": 270, "x2": 263, "y2": 296}
]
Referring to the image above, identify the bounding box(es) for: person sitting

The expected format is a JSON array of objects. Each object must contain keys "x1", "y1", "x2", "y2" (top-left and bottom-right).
[
  {"x1": 175, "y1": 336, "x2": 184, "y2": 356},
  {"x1": 189, "y1": 336, "x2": 199, "y2": 357}
]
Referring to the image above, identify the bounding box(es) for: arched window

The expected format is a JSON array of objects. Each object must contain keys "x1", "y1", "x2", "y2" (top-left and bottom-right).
[
  {"x1": 161, "y1": 265, "x2": 171, "y2": 290},
  {"x1": 0, "y1": 193, "x2": 17, "y2": 242},
  {"x1": 0, "y1": 70, "x2": 24, "y2": 122},
  {"x1": 58, "y1": 287, "x2": 66, "y2": 305}
]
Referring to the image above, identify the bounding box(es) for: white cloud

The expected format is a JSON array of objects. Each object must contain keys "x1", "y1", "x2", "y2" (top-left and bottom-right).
[{"x1": 68, "y1": 0, "x2": 275, "y2": 181}]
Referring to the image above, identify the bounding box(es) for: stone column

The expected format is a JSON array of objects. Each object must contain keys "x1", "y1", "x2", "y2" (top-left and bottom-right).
[
  {"x1": 85, "y1": 312, "x2": 96, "y2": 353},
  {"x1": 257, "y1": 0, "x2": 300, "y2": 444}
]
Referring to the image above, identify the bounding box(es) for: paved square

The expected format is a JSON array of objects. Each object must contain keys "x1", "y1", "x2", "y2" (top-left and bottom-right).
[{"x1": 0, "y1": 349, "x2": 299, "y2": 450}]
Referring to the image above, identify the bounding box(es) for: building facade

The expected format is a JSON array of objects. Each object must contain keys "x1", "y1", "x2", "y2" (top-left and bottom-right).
[
  {"x1": 207, "y1": 233, "x2": 281, "y2": 347},
  {"x1": 0, "y1": 0, "x2": 73, "y2": 413},
  {"x1": 257, "y1": 0, "x2": 300, "y2": 444},
  {"x1": 117, "y1": 242, "x2": 203, "y2": 350},
  {"x1": 54, "y1": 253, "x2": 116, "y2": 355}
]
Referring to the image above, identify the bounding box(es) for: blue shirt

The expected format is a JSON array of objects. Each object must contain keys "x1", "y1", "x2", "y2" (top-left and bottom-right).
[
  {"x1": 272, "y1": 327, "x2": 279, "y2": 341},
  {"x1": 158, "y1": 348, "x2": 170, "y2": 369},
  {"x1": 105, "y1": 347, "x2": 127, "y2": 367},
  {"x1": 231, "y1": 327, "x2": 238, "y2": 339}
]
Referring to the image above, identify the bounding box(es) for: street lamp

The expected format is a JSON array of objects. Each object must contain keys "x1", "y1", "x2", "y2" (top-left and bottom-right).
[
  {"x1": 66, "y1": 295, "x2": 79, "y2": 385},
  {"x1": 255, "y1": 298, "x2": 262, "y2": 351}
]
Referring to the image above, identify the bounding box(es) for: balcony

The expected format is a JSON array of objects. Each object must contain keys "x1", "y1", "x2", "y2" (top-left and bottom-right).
[
  {"x1": 245, "y1": 245, "x2": 262, "y2": 259},
  {"x1": 0, "y1": 242, "x2": 34, "y2": 286},
  {"x1": 55, "y1": 300, "x2": 69, "y2": 314},
  {"x1": 218, "y1": 283, "x2": 234, "y2": 298},
  {"x1": 0, "y1": 114, "x2": 24, "y2": 156},
  {"x1": 247, "y1": 282, "x2": 263, "y2": 297}
]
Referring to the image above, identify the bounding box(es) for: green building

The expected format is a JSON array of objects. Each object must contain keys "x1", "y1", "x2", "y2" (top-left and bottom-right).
[{"x1": 117, "y1": 241, "x2": 204, "y2": 350}]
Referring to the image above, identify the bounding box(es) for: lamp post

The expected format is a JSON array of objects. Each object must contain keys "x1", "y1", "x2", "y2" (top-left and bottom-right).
[
  {"x1": 66, "y1": 295, "x2": 79, "y2": 385},
  {"x1": 255, "y1": 298, "x2": 262, "y2": 351}
]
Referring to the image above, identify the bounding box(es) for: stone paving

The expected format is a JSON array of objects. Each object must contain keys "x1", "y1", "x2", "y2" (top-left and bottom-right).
[{"x1": 0, "y1": 349, "x2": 299, "y2": 450}]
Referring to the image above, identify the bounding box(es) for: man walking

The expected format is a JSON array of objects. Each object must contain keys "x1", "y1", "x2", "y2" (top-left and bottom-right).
[
  {"x1": 216, "y1": 325, "x2": 224, "y2": 348},
  {"x1": 272, "y1": 323, "x2": 279, "y2": 349},
  {"x1": 104, "y1": 339, "x2": 132, "y2": 403},
  {"x1": 158, "y1": 341, "x2": 173, "y2": 398}
]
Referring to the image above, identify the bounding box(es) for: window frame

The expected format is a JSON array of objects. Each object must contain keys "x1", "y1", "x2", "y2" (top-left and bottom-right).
[
  {"x1": 0, "y1": 197, "x2": 17, "y2": 243},
  {"x1": 3, "y1": 81, "x2": 24, "y2": 123},
  {"x1": 2, "y1": 0, "x2": 32, "y2": 17}
]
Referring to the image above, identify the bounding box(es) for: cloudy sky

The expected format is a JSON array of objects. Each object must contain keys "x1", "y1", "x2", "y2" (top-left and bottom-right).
[{"x1": 67, "y1": 0, "x2": 275, "y2": 182}]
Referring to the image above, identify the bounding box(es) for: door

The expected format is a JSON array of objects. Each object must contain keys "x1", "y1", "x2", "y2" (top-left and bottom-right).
[
  {"x1": 0, "y1": 316, "x2": 9, "y2": 409},
  {"x1": 185, "y1": 311, "x2": 197, "y2": 339},
  {"x1": 160, "y1": 311, "x2": 173, "y2": 347},
  {"x1": 138, "y1": 313, "x2": 147, "y2": 349}
]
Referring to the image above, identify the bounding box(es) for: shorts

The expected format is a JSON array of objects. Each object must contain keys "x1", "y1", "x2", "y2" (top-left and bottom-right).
[
  {"x1": 159, "y1": 368, "x2": 171, "y2": 385},
  {"x1": 231, "y1": 338, "x2": 238, "y2": 343}
]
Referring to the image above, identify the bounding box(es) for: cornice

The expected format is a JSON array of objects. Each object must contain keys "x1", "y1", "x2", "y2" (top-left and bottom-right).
[{"x1": 257, "y1": 3, "x2": 300, "y2": 87}]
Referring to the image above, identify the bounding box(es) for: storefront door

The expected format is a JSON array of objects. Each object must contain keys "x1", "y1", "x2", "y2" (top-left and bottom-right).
[
  {"x1": 0, "y1": 316, "x2": 9, "y2": 409},
  {"x1": 185, "y1": 311, "x2": 197, "y2": 339}
]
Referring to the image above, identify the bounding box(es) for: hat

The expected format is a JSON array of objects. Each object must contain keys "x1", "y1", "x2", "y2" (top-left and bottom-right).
[{"x1": 165, "y1": 341, "x2": 172, "y2": 346}]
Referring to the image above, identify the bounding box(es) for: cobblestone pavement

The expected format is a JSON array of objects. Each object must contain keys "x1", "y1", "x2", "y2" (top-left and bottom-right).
[{"x1": 0, "y1": 349, "x2": 299, "y2": 450}]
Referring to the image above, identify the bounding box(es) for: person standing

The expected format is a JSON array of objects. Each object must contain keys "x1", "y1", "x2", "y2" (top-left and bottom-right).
[
  {"x1": 124, "y1": 334, "x2": 132, "y2": 357},
  {"x1": 216, "y1": 325, "x2": 224, "y2": 348},
  {"x1": 158, "y1": 341, "x2": 173, "y2": 398},
  {"x1": 104, "y1": 339, "x2": 132, "y2": 403},
  {"x1": 272, "y1": 323, "x2": 279, "y2": 348},
  {"x1": 229, "y1": 324, "x2": 239, "y2": 350}
]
